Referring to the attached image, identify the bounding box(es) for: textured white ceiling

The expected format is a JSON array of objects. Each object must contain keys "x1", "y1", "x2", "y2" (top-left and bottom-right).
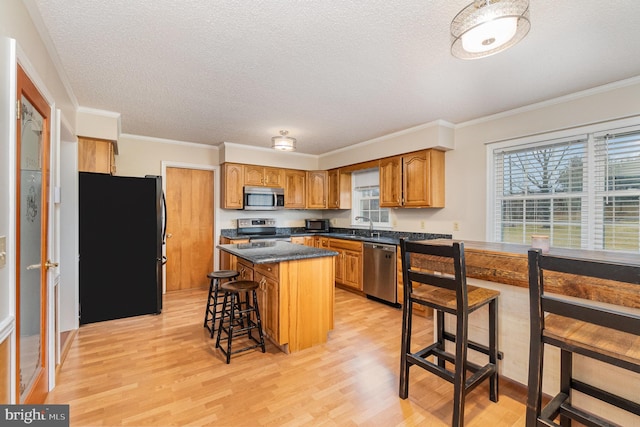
[{"x1": 29, "y1": 0, "x2": 640, "y2": 155}]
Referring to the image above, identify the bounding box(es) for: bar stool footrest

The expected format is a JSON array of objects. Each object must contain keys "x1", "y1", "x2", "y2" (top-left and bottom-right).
[
  {"x1": 540, "y1": 391, "x2": 623, "y2": 427},
  {"x1": 443, "y1": 331, "x2": 504, "y2": 360},
  {"x1": 409, "y1": 344, "x2": 496, "y2": 382}
]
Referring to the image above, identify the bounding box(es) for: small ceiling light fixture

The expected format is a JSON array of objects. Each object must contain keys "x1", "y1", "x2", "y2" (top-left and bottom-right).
[
  {"x1": 451, "y1": 0, "x2": 530, "y2": 60},
  {"x1": 271, "y1": 130, "x2": 296, "y2": 151}
]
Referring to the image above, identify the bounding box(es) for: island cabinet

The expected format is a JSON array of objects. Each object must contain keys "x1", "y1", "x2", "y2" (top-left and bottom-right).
[
  {"x1": 379, "y1": 149, "x2": 445, "y2": 208},
  {"x1": 306, "y1": 170, "x2": 328, "y2": 209},
  {"x1": 221, "y1": 163, "x2": 244, "y2": 209},
  {"x1": 78, "y1": 136, "x2": 116, "y2": 174},
  {"x1": 254, "y1": 263, "x2": 280, "y2": 341},
  {"x1": 327, "y1": 169, "x2": 351, "y2": 209},
  {"x1": 329, "y1": 239, "x2": 363, "y2": 291},
  {"x1": 220, "y1": 250, "x2": 336, "y2": 353},
  {"x1": 244, "y1": 165, "x2": 284, "y2": 187},
  {"x1": 284, "y1": 169, "x2": 306, "y2": 208},
  {"x1": 236, "y1": 257, "x2": 254, "y2": 280}
]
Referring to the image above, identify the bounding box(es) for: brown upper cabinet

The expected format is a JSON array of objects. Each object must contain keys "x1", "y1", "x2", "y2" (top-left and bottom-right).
[
  {"x1": 221, "y1": 148, "x2": 444, "y2": 210},
  {"x1": 284, "y1": 169, "x2": 306, "y2": 208},
  {"x1": 379, "y1": 149, "x2": 445, "y2": 208},
  {"x1": 379, "y1": 155, "x2": 402, "y2": 207},
  {"x1": 78, "y1": 136, "x2": 116, "y2": 174},
  {"x1": 327, "y1": 169, "x2": 351, "y2": 209},
  {"x1": 244, "y1": 165, "x2": 285, "y2": 187},
  {"x1": 306, "y1": 170, "x2": 328, "y2": 209},
  {"x1": 221, "y1": 163, "x2": 244, "y2": 209}
]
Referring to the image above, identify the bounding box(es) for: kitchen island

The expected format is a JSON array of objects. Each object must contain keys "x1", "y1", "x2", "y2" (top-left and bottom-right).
[{"x1": 218, "y1": 241, "x2": 338, "y2": 353}]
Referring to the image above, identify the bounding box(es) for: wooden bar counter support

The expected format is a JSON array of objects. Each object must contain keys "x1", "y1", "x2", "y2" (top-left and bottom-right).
[{"x1": 410, "y1": 239, "x2": 640, "y2": 426}]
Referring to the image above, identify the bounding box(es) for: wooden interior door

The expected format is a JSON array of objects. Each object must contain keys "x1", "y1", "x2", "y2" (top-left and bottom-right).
[
  {"x1": 16, "y1": 64, "x2": 51, "y2": 403},
  {"x1": 165, "y1": 167, "x2": 214, "y2": 291}
]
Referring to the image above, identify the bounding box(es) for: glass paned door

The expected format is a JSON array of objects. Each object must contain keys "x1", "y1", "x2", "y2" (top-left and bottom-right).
[
  {"x1": 19, "y1": 96, "x2": 44, "y2": 400},
  {"x1": 17, "y1": 63, "x2": 50, "y2": 403}
]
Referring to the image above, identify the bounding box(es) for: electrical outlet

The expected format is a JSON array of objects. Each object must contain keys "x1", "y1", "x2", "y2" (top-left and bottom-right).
[
  {"x1": 392, "y1": 219, "x2": 397, "y2": 227},
  {"x1": 453, "y1": 221, "x2": 460, "y2": 232},
  {"x1": 420, "y1": 220, "x2": 425, "y2": 229}
]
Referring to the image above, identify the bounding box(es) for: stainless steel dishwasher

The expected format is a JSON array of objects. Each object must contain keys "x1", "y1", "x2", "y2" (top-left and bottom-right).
[{"x1": 362, "y1": 242, "x2": 398, "y2": 306}]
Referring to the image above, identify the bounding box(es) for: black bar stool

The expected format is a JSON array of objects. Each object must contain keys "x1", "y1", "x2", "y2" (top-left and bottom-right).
[
  {"x1": 527, "y1": 249, "x2": 640, "y2": 426},
  {"x1": 215, "y1": 280, "x2": 266, "y2": 364},
  {"x1": 203, "y1": 270, "x2": 239, "y2": 337},
  {"x1": 399, "y1": 238, "x2": 500, "y2": 427}
]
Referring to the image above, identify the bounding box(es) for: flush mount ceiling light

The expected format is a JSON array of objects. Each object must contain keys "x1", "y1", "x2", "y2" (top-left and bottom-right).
[
  {"x1": 451, "y1": 0, "x2": 530, "y2": 60},
  {"x1": 271, "y1": 130, "x2": 296, "y2": 151}
]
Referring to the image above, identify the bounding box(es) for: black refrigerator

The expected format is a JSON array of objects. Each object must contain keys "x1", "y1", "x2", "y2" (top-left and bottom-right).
[{"x1": 79, "y1": 172, "x2": 165, "y2": 325}]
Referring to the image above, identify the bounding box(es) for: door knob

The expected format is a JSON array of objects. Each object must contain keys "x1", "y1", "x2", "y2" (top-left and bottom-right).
[
  {"x1": 167, "y1": 233, "x2": 173, "y2": 238},
  {"x1": 45, "y1": 260, "x2": 59, "y2": 269}
]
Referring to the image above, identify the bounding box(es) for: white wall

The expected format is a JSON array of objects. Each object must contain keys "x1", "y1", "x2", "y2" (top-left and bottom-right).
[
  {"x1": 446, "y1": 77, "x2": 640, "y2": 241},
  {"x1": 116, "y1": 134, "x2": 219, "y2": 177},
  {"x1": 0, "y1": 39, "x2": 17, "y2": 397},
  {"x1": 221, "y1": 142, "x2": 318, "y2": 170},
  {"x1": 321, "y1": 78, "x2": 640, "y2": 239},
  {"x1": 1, "y1": 0, "x2": 76, "y2": 130},
  {"x1": 76, "y1": 107, "x2": 120, "y2": 141}
]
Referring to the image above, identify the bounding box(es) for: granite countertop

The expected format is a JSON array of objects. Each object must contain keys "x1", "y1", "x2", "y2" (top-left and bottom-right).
[
  {"x1": 220, "y1": 228, "x2": 451, "y2": 246},
  {"x1": 218, "y1": 241, "x2": 338, "y2": 264}
]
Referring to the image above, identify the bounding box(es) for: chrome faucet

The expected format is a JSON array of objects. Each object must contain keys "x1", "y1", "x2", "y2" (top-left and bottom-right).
[{"x1": 355, "y1": 216, "x2": 374, "y2": 237}]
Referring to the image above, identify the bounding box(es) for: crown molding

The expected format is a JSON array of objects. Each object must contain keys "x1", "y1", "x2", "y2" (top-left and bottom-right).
[
  {"x1": 456, "y1": 75, "x2": 640, "y2": 129},
  {"x1": 120, "y1": 133, "x2": 219, "y2": 149}
]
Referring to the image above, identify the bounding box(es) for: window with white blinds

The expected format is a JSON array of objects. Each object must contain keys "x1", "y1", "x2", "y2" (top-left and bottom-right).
[
  {"x1": 490, "y1": 125, "x2": 640, "y2": 253},
  {"x1": 594, "y1": 131, "x2": 640, "y2": 252},
  {"x1": 351, "y1": 168, "x2": 390, "y2": 226}
]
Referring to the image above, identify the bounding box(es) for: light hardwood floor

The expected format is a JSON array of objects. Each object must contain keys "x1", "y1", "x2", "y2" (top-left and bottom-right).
[{"x1": 46, "y1": 287, "x2": 527, "y2": 426}]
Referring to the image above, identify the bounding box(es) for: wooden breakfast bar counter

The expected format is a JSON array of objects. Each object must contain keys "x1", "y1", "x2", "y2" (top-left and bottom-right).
[
  {"x1": 410, "y1": 239, "x2": 640, "y2": 425},
  {"x1": 218, "y1": 241, "x2": 338, "y2": 354},
  {"x1": 411, "y1": 240, "x2": 640, "y2": 309}
]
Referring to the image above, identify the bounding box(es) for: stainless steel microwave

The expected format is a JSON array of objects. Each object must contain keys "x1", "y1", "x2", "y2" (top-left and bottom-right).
[
  {"x1": 305, "y1": 218, "x2": 330, "y2": 232},
  {"x1": 243, "y1": 186, "x2": 285, "y2": 210}
]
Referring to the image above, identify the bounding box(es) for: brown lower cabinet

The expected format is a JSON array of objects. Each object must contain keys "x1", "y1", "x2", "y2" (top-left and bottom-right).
[
  {"x1": 396, "y1": 249, "x2": 432, "y2": 317},
  {"x1": 254, "y1": 263, "x2": 280, "y2": 341},
  {"x1": 235, "y1": 258, "x2": 279, "y2": 342},
  {"x1": 329, "y1": 238, "x2": 363, "y2": 291}
]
